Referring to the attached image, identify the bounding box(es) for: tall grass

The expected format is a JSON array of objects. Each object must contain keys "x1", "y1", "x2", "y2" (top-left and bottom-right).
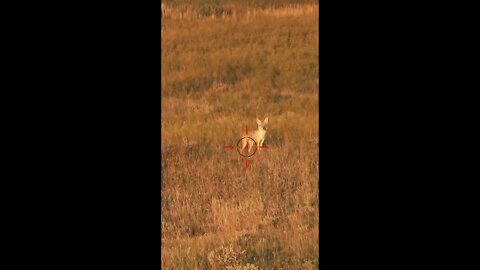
[
  {"x1": 162, "y1": 0, "x2": 318, "y2": 14},
  {"x1": 162, "y1": 1, "x2": 319, "y2": 269}
]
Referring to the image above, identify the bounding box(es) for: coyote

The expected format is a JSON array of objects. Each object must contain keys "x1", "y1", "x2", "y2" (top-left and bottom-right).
[{"x1": 240, "y1": 117, "x2": 268, "y2": 154}]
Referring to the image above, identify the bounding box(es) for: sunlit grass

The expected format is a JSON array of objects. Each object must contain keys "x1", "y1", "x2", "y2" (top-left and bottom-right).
[{"x1": 162, "y1": 2, "x2": 318, "y2": 269}]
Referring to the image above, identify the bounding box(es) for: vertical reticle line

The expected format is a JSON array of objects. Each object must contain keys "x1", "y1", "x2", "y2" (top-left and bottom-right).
[{"x1": 246, "y1": 159, "x2": 248, "y2": 169}]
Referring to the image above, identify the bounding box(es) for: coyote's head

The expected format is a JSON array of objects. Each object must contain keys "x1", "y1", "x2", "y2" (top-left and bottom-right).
[{"x1": 256, "y1": 117, "x2": 268, "y2": 131}]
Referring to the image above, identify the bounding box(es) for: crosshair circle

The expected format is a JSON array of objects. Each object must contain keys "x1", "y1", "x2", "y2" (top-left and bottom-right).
[{"x1": 236, "y1": 137, "x2": 258, "y2": 158}]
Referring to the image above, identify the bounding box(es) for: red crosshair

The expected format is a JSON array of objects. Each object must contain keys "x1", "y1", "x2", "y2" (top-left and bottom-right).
[{"x1": 223, "y1": 126, "x2": 269, "y2": 169}]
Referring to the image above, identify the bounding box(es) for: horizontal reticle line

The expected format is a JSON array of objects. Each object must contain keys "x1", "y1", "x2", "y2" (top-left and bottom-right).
[{"x1": 224, "y1": 146, "x2": 234, "y2": 148}]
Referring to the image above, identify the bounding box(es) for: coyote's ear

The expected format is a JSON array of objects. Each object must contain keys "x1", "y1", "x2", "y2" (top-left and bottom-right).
[
  {"x1": 256, "y1": 119, "x2": 262, "y2": 125},
  {"x1": 264, "y1": 117, "x2": 268, "y2": 124}
]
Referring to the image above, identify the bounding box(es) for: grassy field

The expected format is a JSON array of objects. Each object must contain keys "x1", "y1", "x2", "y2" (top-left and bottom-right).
[{"x1": 161, "y1": 1, "x2": 319, "y2": 269}]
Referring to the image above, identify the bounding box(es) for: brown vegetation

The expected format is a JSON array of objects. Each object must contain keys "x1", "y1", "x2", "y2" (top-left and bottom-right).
[{"x1": 162, "y1": 1, "x2": 319, "y2": 269}]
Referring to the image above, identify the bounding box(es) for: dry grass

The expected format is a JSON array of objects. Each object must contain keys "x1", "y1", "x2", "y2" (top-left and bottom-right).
[
  {"x1": 162, "y1": 1, "x2": 318, "y2": 269},
  {"x1": 162, "y1": 2, "x2": 318, "y2": 20}
]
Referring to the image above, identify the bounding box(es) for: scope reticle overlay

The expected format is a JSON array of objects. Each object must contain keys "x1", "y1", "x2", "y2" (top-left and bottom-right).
[{"x1": 223, "y1": 126, "x2": 269, "y2": 169}]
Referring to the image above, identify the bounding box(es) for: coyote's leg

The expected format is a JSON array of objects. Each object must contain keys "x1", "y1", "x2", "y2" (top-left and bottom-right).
[
  {"x1": 248, "y1": 140, "x2": 254, "y2": 153},
  {"x1": 240, "y1": 137, "x2": 248, "y2": 154},
  {"x1": 258, "y1": 139, "x2": 264, "y2": 150}
]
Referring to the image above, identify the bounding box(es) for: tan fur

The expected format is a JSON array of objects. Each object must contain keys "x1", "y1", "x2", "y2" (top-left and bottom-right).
[{"x1": 240, "y1": 117, "x2": 268, "y2": 154}]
